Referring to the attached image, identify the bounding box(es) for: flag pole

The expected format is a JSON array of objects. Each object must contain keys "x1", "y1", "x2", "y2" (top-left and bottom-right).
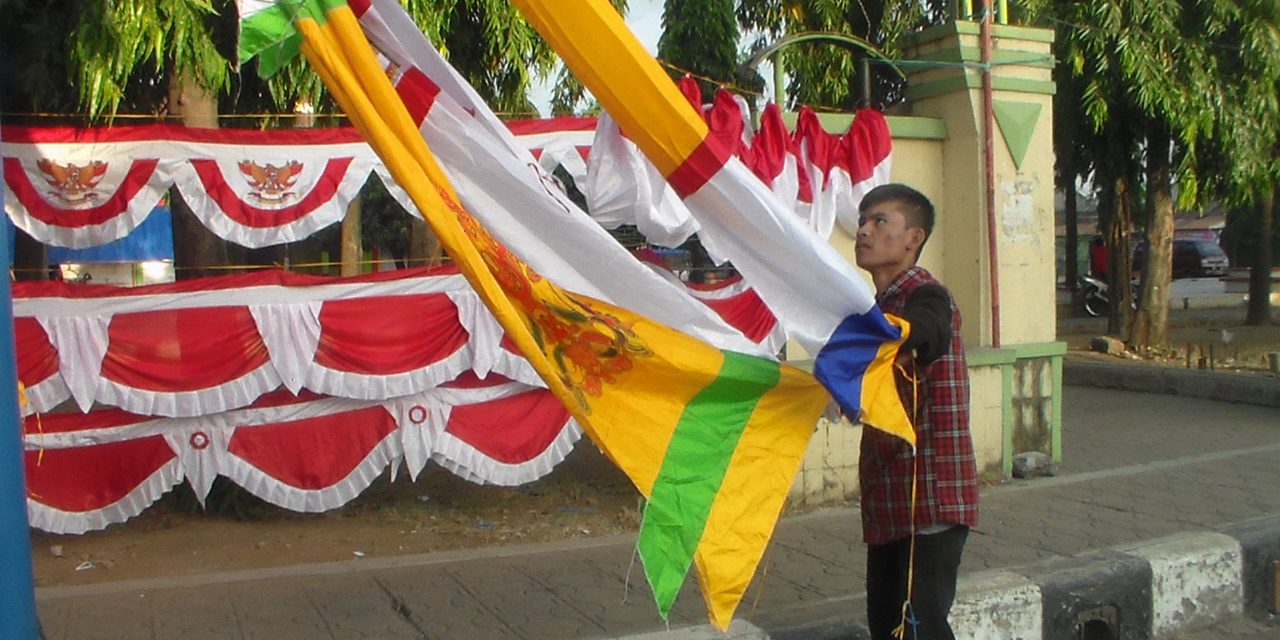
[{"x1": 0, "y1": 112, "x2": 42, "y2": 638}]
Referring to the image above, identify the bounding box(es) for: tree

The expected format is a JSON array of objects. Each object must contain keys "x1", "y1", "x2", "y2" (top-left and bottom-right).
[
  {"x1": 1188, "y1": 1, "x2": 1280, "y2": 326},
  {"x1": 735, "y1": 0, "x2": 947, "y2": 110},
  {"x1": 1024, "y1": 1, "x2": 1242, "y2": 349},
  {"x1": 1048, "y1": 18, "x2": 1094, "y2": 293},
  {"x1": 657, "y1": 0, "x2": 740, "y2": 99}
]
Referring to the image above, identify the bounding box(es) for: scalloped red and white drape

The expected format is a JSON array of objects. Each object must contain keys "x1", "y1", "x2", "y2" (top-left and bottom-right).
[
  {"x1": 2, "y1": 106, "x2": 889, "y2": 252},
  {"x1": 1, "y1": 121, "x2": 594, "y2": 249},
  {"x1": 12, "y1": 264, "x2": 778, "y2": 534},
  {"x1": 5, "y1": 109, "x2": 888, "y2": 535}
]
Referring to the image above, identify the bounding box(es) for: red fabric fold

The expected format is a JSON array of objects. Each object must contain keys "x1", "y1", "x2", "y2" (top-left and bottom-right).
[
  {"x1": 446, "y1": 389, "x2": 571, "y2": 464},
  {"x1": 14, "y1": 317, "x2": 58, "y2": 389},
  {"x1": 100, "y1": 307, "x2": 272, "y2": 391},
  {"x1": 227, "y1": 406, "x2": 399, "y2": 490},
  {"x1": 314, "y1": 294, "x2": 469, "y2": 374},
  {"x1": 26, "y1": 438, "x2": 175, "y2": 512}
]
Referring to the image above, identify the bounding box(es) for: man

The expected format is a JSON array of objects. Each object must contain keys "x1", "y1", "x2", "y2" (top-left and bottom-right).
[
  {"x1": 1088, "y1": 236, "x2": 1108, "y2": 279},
  {"x1": 853, "y1": 183, "x2": 979, "y2": 640}
]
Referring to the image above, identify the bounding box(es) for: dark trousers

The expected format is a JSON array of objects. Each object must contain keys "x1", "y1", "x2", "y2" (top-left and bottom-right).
[{"x1": 865, "y1": 526, "x2": 969, "y2": 640}]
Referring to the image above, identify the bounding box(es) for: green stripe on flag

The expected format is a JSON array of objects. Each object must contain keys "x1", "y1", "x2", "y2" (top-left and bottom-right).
[
  {"x1": 637, "y1": 351, "x2": 780, "y2": 616},
  {"x1": 238, "y1": 0, "x2": 348, "y2": 76}
]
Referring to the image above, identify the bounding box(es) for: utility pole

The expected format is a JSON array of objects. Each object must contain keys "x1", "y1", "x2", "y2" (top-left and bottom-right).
[{"x1": 1, "y1": 122, "x2": 41, "y2": 635}]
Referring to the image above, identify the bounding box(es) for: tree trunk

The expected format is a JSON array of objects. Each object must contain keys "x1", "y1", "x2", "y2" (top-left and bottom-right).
[
  {"x1": 407, "y1": 217, "x2": 442, "y2": 267},
  {"x1": 1064, "y1": 174, "x2": 1079, "y2": 291},
  {"x1": 167, "y1": 69, "x2": 226, "y2": 280},
  {"x1": 1105, "y1": 174, "x2": 1133, "y2": 335},
  {"x1": 1130, "y1": 123, "x2": 1173, "y2": 352},
  {"x1": 11, "y1": 228, "x2": 45, "y2": 282},
  {"x1": 341, "y1": 198, "x2": 363, "y2": 277},
  {"x1": 1245, "y1": 186, "x2": 1274, "y2": 325}
]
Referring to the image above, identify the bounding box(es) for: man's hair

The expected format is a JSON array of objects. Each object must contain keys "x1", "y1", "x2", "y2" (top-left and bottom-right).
[{"x1": 858, "y1": 183, "x2": 936, "y2": 258}]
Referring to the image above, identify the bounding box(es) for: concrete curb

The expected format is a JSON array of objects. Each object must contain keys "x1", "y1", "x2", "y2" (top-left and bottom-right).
[
  {"x1": 641, "y1": 517, "x2": 1280, "y2": 640},
  {"x1": 1063, "y1": 359, "x2": 1280, "y2": 408}
]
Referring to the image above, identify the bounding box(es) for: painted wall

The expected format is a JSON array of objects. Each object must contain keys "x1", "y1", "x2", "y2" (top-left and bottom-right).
[{"x1": 789, "y1": 21, "x2": 1063, "y2": 504}]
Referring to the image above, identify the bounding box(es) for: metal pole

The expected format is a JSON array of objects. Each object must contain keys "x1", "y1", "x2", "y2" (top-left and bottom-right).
[
  {"x1": 772, "y1": 51, "x2": 785, "y2": 107},
  {"x1": 981, "y1": 0, "x2": 1002, "y2": 348},
  {"x1": 0, "y1": 130, "x2": 41, "y2": 636},
  {"x1": 859, "y1": 57, "x2": 871, "y2": 106}
]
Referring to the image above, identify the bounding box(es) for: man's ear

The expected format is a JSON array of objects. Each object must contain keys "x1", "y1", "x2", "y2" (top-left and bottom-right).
[{"x1": 907, "y1": 227, "x2": 926, "y2": 253}]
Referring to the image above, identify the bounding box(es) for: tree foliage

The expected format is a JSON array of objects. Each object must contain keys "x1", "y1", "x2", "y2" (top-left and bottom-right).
[
  {"x1": 735, "y1": 0, "x2": 947, "y2": 110},
  {"x1": 0, "y1": 0, "x2": 578, "y2": 120},
  {"x1": 1023, "y1": 0, "x2": 1280, "y2": 339},
  {"x1": 657, "y1": 0, "x2": 741, "y2": 98}
]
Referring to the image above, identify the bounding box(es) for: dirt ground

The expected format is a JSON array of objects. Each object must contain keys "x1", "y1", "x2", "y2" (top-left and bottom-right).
[
  {"x1": 29, "y1": 307, "x2": 1280, "y2": 589},
  {"x1": 30, "y1": 443, "x2": 644, "y2": 588},
  {"x1": 1059, "y1": 306, "x2": 1280, "y2": 375}
]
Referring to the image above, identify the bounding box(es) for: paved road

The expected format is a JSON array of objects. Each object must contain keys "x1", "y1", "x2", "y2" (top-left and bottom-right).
[{"x1": 34, "y1": 383, "x2": 1280, "y2": 639}]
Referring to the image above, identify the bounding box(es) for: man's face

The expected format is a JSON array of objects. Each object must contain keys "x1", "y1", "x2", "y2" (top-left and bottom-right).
[{"x1": 854, "y1": 201, "x2": 924, "y2": 272}]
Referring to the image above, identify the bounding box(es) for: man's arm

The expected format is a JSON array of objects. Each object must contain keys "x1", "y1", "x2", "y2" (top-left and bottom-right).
[{"x1": 899, "y1": 284, "x2": 953, "y2": 365}]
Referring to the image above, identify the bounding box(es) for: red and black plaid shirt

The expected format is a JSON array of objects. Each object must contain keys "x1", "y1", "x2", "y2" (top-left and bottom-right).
[{"x1": 859, "y1": 266, "x2": 979, "y2": 544}]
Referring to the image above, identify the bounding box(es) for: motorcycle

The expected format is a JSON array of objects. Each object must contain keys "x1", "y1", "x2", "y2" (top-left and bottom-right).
[
  {"x1": 1076, "y1": 274, "x2": 1138, "y2": 317},
  {"x1": 1077, "y1": 274, "x2": 1109, "y2": 317}
]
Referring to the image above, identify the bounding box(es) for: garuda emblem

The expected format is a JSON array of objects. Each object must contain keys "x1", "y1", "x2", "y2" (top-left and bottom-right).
[
  {"x1": 238, "y1": 160, "x2": 302, "y2": 203},
  {"x1": 36, "y1": 159, "x2": 108, "y2": 203}
]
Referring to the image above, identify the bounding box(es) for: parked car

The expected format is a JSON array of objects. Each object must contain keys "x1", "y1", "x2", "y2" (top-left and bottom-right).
[{"x1": 1131, "y1": 238, "x2": 1230, "y2": 279}]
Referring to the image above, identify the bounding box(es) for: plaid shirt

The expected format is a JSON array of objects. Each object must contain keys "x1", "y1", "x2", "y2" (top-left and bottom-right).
[{"x1": 859, "y1": 266, "x2": 979, "y2": 544}]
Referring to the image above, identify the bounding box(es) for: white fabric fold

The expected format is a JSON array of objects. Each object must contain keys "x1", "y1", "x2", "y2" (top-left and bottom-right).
[
  {"x1": 388, "y1": 397, "x2": 450, "y2": 481},
  {"x1": 585, "y1": 112, "x2": 699, "y2": 249},
  {"x1": 19, "y1": 376, "x2": 71, "y2": 416},
  {"x1": 449, "y1": 291, "x2": 504, "y2": 379},
  {"x1": 164, "y1": 427, "x2": 236, "y2": 507},
  {"x1": 39, "y1": 315, "x2": 111, "y2": 412},
  {"x1": 251, "y1": 301, "x2": 324, "y2": 394},
  {"x1": 93, "y1": 362, "x2": 283, "y2": 419}
]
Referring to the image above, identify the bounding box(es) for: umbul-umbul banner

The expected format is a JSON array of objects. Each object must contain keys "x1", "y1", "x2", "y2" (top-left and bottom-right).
[{"x1": 237, "y1": 0, "x2": 847, "y2": 629}]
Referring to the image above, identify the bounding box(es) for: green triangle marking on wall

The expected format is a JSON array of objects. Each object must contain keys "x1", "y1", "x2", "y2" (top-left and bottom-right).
[{"x1": 992, "y1": 100, "x2": 1042, "y2": 170}]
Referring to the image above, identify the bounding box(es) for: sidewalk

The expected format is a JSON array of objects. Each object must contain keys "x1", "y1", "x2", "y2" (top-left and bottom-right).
[{"x1": 34, "y1": 363, "x2": 1280, "y2": 640}]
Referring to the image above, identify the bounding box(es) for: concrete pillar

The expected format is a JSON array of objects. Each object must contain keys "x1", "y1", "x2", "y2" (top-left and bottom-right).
[{"x1": 899, "y1": 21, "x2": 1057, "y2": 348}]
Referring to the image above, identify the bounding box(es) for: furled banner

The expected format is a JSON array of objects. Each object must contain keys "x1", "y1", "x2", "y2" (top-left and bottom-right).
[
  {"x1": 14, "y1": 261, "x2": 782, "y2": 536},
  {"x1": 238, "y1": 0, "x2": 830, "y2": 629},
  {"x1": 4, "y1": 112, "x2": 887, "y2": 254},
  {"x1": 12, "y1": 266, "x2": 539, "y2": 417}
]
